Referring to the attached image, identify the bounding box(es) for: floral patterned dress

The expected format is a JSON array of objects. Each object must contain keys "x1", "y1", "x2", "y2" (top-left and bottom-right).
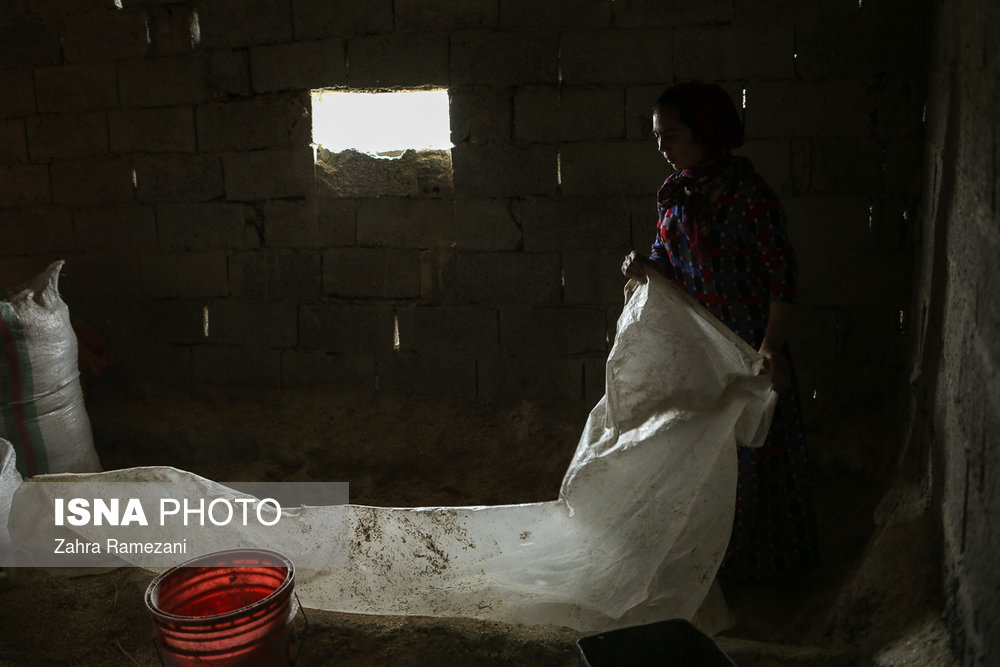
[{"x1": 648, "y1": 154, "x2": 820, "y2": 582}]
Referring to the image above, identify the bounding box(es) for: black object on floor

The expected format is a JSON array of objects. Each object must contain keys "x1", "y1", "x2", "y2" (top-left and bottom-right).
[{"x1": 577, "y1": 619, "x2": 737, "y2": 666}]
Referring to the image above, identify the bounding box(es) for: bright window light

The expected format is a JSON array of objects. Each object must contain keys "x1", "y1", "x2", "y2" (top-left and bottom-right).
[{"x1": 312, "y1": 89, "x2": 452, "y2": 156}]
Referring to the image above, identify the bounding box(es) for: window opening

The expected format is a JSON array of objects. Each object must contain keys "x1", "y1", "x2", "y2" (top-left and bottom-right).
[{"x1": 311, "y1": 89, "x2": 451, "y2": 157}]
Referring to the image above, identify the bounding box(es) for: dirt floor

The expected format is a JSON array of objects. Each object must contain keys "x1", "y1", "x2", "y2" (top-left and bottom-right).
[{"x1": 0, "y1": 383, "x2": 956, "y2": 666}]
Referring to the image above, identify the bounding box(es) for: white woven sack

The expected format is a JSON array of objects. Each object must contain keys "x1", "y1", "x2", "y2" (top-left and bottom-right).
[{"x1": 0, "y1": 261, "x2": 101, "y2": 476}]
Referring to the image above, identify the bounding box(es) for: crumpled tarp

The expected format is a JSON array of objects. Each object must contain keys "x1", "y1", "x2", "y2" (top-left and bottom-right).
[{"x1": 3, "y1": 272, "x2": 775, "y2": 632}]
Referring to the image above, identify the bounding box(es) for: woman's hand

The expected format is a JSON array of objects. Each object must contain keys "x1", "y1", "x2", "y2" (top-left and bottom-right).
[
  {"x1": 622, "y1": 251, "x2": 649, "y2": 283},
  {"x1": 758, "y1": 346, "x2": 791, "y2": 393}
]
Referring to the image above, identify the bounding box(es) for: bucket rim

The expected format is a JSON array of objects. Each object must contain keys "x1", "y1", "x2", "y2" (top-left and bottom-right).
[{"x1": 145, "y1": 548, "x2": 295, "y2": 624}]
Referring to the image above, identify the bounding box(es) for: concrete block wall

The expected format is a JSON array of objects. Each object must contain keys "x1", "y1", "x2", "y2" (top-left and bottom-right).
[
  {"x1": 915, "y1": 0, "x2": 1000, "y2": 661},
  {"x1": 0, "y1": 0, "x2": 926, "y2": 408}
]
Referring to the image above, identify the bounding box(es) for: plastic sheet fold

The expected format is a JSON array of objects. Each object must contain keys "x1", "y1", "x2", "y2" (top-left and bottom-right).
[{"x1": 3, "y1": 272, "x2": 775, "y2": 632}]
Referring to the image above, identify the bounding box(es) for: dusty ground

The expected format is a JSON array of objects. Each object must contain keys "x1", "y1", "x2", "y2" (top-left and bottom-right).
[{"x1": 0, "y1": 383, "x2": 954, "y2": 665}]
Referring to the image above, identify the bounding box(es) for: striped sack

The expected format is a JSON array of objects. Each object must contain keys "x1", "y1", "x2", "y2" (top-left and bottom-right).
[{"x1": 0, "y1": 261, "x2": 101, "y2": 477}]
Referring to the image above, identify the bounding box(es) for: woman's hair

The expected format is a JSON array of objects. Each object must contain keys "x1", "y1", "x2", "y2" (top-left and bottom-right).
[{"x1": 653, "y1": 82, "x2": 744, "y2": 157}]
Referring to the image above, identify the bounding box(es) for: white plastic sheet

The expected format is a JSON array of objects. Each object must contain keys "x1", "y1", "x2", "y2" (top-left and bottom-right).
[{"x1": 4, "y1": 272, "x2": 775, "y2": 632}]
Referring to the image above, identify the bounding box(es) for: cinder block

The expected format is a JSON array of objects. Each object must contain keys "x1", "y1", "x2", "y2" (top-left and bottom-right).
[
  {"x1": 625, "y1": 194, "x2": 659, "y2": 248},
  {"x1": 134, "y1": 154, "x2": 224, "y2": 202},
  {"x1": 348, "y1": 34, "x2": 450, "y2": 88},
  {"x1": 514, "y1": 87, "x2": 624, "y2": 143},
  {"x1": 317, "y1": 196, "x2": 357, "y2": 247},
  {"x1": 0, "y1": 207, "x2": 73, "y2": 256},
  {"x1": 396, "y1": 0, "x2": 497, "y2": 31},
  {"x1": 229, "y1": 250, "x2": 322, "y2": 300},
  {"x1": 783, "y1": 195, "x2": 886, "y2": 307},
  {"x1": 157, "y1": 202, "x2": 251, "y2": 250},
  {"x1": 0, "y1": 120, "x2": 26, "y2": 164},
  {"x1": 625, "y1": 84, "x2": 667, "y2": 140},
  {"x1": 733, "y1": 0, "x2": 857, "y2": 23},
  {"x1": 419, "y1": 247, "x2": 458, "y2": 302},
  {"x1": 69, "y1": 297, "x2": 143, "y2": 346},
  {"x1": 521, "y1": 196, "x2": 631, "y2": 252},
  {"x1": 74, "y1": 204, "x2": 157, "y2": 250},
  {"x1": 298, "y1": 302, "x2": 394, "y2": 353},
  {"x1": 0, "y1": 257, "x2": 57, "y2": 290},
  {"x1": 583, "y1": 355, "x2": 607, "y2": 402},
  {"x1": 202, "y1": 299, "x2": 298, "y2": 347},
  {"x1": 110, "y1": 107, "x2": 196, "y2": 153},
  {"x1": 451, "y1": 30, "x2": 558, "y2": 86},
  {"x1": 224, "y1": 147, "x2": 315, "y2": 201},
  {"x1": 35, "y1": 64, "x2": 118, "y2": 113},
  {"x1": 0, "y1": 19, "x2": 61, "y2": 69},
  {"x1": 196, "y1": 0, "x2": 293, "y2": 49},
  {"x1": 785, "y1": 306, "x2": 839, "y2": 378},
  {"x1": 323, "y1": 247, "x2": 421, "y2": 298},
  {"x1": 674, "y1": 24, "x2": 794, "y2": 81},
  {"x1": 452, "y1": 144, "x2": 558, "y2": 197},
  {"x1": 376, "y1": 351, "x2": 476, "y2": 399},
  {"x1": 292, "y1": 0, "x2": 393, "y2": 39},
  {"x1": 0, "y1": 165, "x2": 50, "y2": 206},
  {"x1": 454, "y1": 198, "x2": 522, "y2": 251},
  {"x1": 262, "y1": 199, "x2": 318, "y2": 249},
  {"x1": 0, "y1": 0, "x2": 28, "y2": 19},
  {"x1": 614, "y1": 0, "x2": 732, "y2": 26},
  {"x1": 835, "y1": 304, "x2": 903, "y2": 369},
  {"x1": 562, "y1": 251, "x2": 630, "y2": 306},
  {"x1": 739, "y1": 140, "x2": 792, "y2": 197},
  {"x1": 208, "y1": 50, "x2": 251, "y2": 100},
  {"x1": 142, "y1": 251, "x2": 229, "y2": 298},
  {"x1": 559, "y1": 29, "x2": 670, "y2": 85},
  {"x1": 196, "y1": 94, "x2": 311, "y2": 152},
  {"x1": 26, "y1": 112, "x2": 108, "y2": 160},
  {"x1": 147, "y1": 5, "x2": 201, "y2": 55},
  {"x1": 63, "y1": 10, "x2": 149, "y2": 62},
  {"x1": 26, "y1": 0, "x2": 113, "y2": 13},
  {"x1": 315, "y1": 149, "x2": 420, "y2": 199},
  {"x1": 0, "y1": 70, "x2": 35, "y2": 119},
  {"x1": 476, "y1": 356, "x2": 583, "y2": 401},
  {"x1": 449, "y1": 86, "x2": 511, "y2": 145},
  {"x1": 55, "y1": 253, "x2": 143, "y2": 299},
  {"x1": 559, "y1": 141, "x2": 663, "y2": 196},
  {"x1": 357, "y1": 198, "x2": 455, "y2": 248},
  {"x1": 394, "y1": 305, "x2": 498, "y2": 355},
  {"x1": 140, "y1": 299, "x2": 205, "y2": 344},
  {"x1": 499, "y1": 305, "x2": 607, "y2": 356},
  {"x1": 193, "y1": 345, "x2": 282, "y2": 387},
  {"x1": 789, "y1": 137, "x2": 883, "y2": 196},
  {"x1": 51, "y1": 157, "x2": 133, "y2": 205},
  {"x1": 110, "y1": 343, "x2": 192, "y2": 386},
  {"x1": 282, "y1": 350, "x2": 376, "y2": 390},
  {"x1": 747, "y1": 80, "x2": 872, "y2": 138},
  {"x1": 500, "y1": 0, "x2": 610, "y2": 27},
  {"x1": 455, "y1": 251, "x2": 561, "y2": 304},
  {"x1": 794, "y1": 19, "x2": 880, "y2": 79},
  {"x1": 250, "y1": 39, "x2": 346, "y2": 93},
  {"x1": 326, "y1": 149, "x2": 453, "y2": 199},
  {"x1": 118, "y1": 55, "x2": 208, "y2": 108}
]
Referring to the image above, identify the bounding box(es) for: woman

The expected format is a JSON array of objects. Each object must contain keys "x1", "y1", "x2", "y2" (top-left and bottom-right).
[{"x1": 622, "y1": 82, "x2": 820, "y2": 582}]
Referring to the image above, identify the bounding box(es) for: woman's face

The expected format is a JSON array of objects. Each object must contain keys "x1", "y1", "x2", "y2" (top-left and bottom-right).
[{"x1": 652, "y1": 106, "x2": 704, "y2": 170}]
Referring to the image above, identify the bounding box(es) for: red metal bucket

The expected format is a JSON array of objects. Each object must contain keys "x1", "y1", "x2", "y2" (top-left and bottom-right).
[{"x1": 145, "y1": 549, "x2": 299, "y2": 666}]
